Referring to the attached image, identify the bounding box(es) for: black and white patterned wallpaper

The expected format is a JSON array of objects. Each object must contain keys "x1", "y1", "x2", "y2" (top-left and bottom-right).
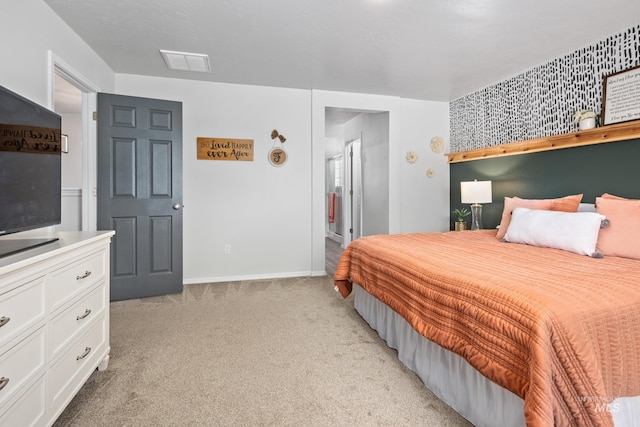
[{"x1": 450, "y1": 25, "x2": 640, "y2": 152}]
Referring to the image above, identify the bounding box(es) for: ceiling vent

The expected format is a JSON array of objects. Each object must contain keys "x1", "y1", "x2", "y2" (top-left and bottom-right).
[{"x1": 160, "y1": 50, "x2": 211, "y2": 73}]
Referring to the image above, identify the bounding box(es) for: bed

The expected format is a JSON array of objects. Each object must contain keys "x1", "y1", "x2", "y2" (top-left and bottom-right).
[{"x1": 333, "y1": 227, "x2": 640, "y2": 426}]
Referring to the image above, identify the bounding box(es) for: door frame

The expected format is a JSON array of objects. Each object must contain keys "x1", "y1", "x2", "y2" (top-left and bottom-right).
[
  {"x1": 48, "y1": 51, "x2": 99, "y2": 231},
  {"x1": 344, "y1": 135, "x2": 362, "y2": 246}
]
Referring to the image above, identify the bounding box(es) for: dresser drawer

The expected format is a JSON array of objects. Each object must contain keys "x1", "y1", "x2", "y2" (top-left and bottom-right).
[
  {"x1": 48, "y1": 250, "x2": 107, "y2": 312},
  {"x1": 0, "y1": 278, "x2": 46, "y2": 352},
  {"x1": 0, "y1": 375, "x2": 45, "y2": 427},
  {"x1": 50, "y1": 316, "x2": 107, "y2": 411},
  {"x1": 0, "y1": 327, "x2": 46, "y2": 410},
  {"x1": 50, "y1": 282, "x2": 107, "y2": 359}
]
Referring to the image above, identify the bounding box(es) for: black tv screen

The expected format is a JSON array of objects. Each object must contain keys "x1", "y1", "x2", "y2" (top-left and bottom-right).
[{"x1": 0, "y1": 85, "x2": 62, "y2": 237}]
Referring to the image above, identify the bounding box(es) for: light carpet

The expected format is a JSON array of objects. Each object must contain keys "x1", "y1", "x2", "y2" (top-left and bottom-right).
[{"x1": 54, "y1": 276, "x2": 472, "y2": 426}]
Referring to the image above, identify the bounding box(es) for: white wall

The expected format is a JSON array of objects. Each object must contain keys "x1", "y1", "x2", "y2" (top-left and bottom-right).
[
  {"x1": 2, "y1": 0, "x2": 450, "y2": 283},
  {"x1": 60, "y1": 112, "x2": 83, "y2": 188},
  {"x1": 115, "y1": 79, "x2": 449, "y2": 283},
  {"x1": 0, "y1": 0, "x2": 114, "y2": 109},
  {"x1": 115, "y1": 75, "x2": 313, "y2": 283},
  {"x1": 397, "y1": 99, "x2": 451, "y2": 233},
  {"x1": 1, "y1": 0, "x2": 115, "y2": 237}
]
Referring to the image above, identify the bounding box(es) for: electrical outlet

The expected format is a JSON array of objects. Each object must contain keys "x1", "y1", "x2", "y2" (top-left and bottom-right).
[{"x1": 224, "y1": 244, "x2": 231, "y2": 255}]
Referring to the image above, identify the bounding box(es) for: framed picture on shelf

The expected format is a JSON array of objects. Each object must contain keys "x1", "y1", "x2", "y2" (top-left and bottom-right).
[{"x1": 602, "y1": 65, "x2": 640, "y2": 126}]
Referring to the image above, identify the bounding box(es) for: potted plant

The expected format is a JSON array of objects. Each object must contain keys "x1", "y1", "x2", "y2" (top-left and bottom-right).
[
  {"x1": 452, "y1": 208, "x2": 470, "y2": 231},
  {"x1": 573, "y1": 110, "x2": 597, "y2": 131}
]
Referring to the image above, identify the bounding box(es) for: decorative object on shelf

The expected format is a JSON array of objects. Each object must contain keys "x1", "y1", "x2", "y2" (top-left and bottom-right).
[
  {"x1": 446, "y1": 120, "x2": 640, "y2": 164},
  {"x1": 452, "y1": 208, "x2": 470, "y2": 231},
  {"x1": 430, "y1": 136, "x2": 444, "y2": 153},
  {"x1": 426, "y1": 168, "x2": 435, "y2": 178},
  {"x1": 602, "y1": 65, "x2": 640, "y2": 126},
  {"x1": 268, "y1": 129, "x2": 287, "y2": 167},
  {"x1": 460, "y1": 179, "x2": 492, "y2": 230},
  {"x1": 573, "y1": 110, "x2": 597, "y2": 130},
  {"x1": 197, "y1": 137, "x2": 254, "y2": 161},
  {"x1": 405, "y1": 151, "x2": 418, "y2": 164}
]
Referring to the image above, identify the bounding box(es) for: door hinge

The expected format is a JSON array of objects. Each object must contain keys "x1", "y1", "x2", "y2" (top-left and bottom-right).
[
  {"x1": 93, "y1": 111, "x2": 97, "y2": 121},
  {"x1": 350, "y1": 228, "x2": 353, "y2": 234}
]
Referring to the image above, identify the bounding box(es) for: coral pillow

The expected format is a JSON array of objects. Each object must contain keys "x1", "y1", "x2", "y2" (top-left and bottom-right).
[
  {"x1": 496, "y1": 194, "x2": 583, "y2": 240},
  {"x1": 601, "y1": 193, "x2": 629, "y2": 200},
  {"x1": 595, "y1": 196, "x2": 640, "y2": 260}
]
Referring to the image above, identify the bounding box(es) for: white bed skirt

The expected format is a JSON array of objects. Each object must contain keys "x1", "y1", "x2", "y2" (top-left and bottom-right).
[{"x1": 352, "y1": 284, "x2": 640, "y2": 427}]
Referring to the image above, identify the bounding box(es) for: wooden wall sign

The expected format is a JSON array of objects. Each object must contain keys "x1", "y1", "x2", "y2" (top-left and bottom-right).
[
  {"x1": 0, "y1": 124, "x2": 62, "y2": 154},
  {"x1": 197, "y1": 137, "x2": 254, "y2": 161}
]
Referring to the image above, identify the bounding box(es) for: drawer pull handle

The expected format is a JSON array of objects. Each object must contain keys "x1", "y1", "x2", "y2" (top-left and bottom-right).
[
  {"x1": 0, "y1": 377, "x2": 9, "y2": 391},
  {"x1": 76, "y1": 346, "x2": 92, "y2": 361},
  {"x1": 0, "y1": 316, "x2": 9, "y2": 328},
  {"x1": 76, "y1": 309, "x2": 92, "y2": 321},
  {"x1": 76, "y1": 270, "x2": 92, "y2": 280}
]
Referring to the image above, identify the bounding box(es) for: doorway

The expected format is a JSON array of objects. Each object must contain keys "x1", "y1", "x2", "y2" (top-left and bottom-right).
[
  {"x1": 323, "y1": 107, "x2": 389, "y2": 275},
  {"x1": 50, "y1": 54, "x2": 99, "y2": 232},
  {"x1": 53, "y1": 73, "x2": 83, "y2": 231}
]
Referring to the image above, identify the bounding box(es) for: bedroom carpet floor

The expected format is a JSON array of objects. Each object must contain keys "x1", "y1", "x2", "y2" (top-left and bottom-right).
[{"x1": 54, "y1": 276, "x2": 472, "y2": 427}]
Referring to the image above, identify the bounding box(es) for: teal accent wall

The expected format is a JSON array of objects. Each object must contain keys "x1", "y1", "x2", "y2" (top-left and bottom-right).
[{"x1": 449, "y1": 138, "x2": 640, "y2": 230}]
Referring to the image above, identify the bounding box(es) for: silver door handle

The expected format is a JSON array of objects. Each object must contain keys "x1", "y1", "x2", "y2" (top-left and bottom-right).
[
  {"x1": 172, "y1": 203, "x2": 182, "y2": 210},
  {"x1": 0, "y1": 316, "x2": 9, "y2": 328}
]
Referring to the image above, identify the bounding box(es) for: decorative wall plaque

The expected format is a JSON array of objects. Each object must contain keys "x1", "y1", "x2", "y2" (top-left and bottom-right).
[
  {"x1": 197, "y1": 137, "x2": 254, "y2": 161},
  {"x1": 268, "y1": 147, "x2": 287, "y2": 167},
  {"x1": 430, "y1": 136, "x2": 444, "y2": 153}
]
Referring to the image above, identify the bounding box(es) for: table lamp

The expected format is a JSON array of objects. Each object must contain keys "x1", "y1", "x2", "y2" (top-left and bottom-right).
[{"x1": 460, "y1": 180, "x2": 492, "y2": 230}]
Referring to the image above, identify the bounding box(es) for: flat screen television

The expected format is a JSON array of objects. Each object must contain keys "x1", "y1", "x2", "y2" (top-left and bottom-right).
[{"x1": 0, "y1": 85, "x2": 62, "y2": 257}]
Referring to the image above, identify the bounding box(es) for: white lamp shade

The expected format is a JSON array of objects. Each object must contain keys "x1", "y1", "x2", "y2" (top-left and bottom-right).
[{"x1": 461, "y1": 180, "x2": 492, "y2": 204}]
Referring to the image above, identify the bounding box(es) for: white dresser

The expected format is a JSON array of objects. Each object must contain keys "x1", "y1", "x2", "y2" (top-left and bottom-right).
[{"x1": 0, "y1": 231, "x2": 114, "y2": 426}]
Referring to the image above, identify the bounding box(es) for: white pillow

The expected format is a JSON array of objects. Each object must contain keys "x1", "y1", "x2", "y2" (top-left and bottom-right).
[
  {"x1": 578, "y1": 203, "x2": 596, "y2": 212},
  {"x1": 503, "y1": 208, "x2": 606, "y2": 257}
]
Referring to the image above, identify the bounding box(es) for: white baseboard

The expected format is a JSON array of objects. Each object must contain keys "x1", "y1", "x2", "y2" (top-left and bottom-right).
[{"x1": 183, "y1": 270, "x2": 327, "y2": 285}]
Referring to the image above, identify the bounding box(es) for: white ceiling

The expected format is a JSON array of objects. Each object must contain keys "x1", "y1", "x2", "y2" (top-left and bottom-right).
[{"x1": 44, "y1": 0, "x2": 640, "y2": 102}]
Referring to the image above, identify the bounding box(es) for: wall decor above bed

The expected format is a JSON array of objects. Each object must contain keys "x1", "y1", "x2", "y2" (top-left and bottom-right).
[
  {"x1": 449, "y1": 133, "x2": 640, "y2": 230},
  {"x1": 602, "y1": 65, "x2": 640, "y2": 125},
  {"x1": 446, "y1": 119, "x2": 640, "y2": 163}
]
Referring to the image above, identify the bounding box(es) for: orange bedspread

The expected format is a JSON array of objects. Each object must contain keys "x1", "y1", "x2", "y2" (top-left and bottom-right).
[{"x1": 334, "y1": 231, "x2": 640, "y2": 427}]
